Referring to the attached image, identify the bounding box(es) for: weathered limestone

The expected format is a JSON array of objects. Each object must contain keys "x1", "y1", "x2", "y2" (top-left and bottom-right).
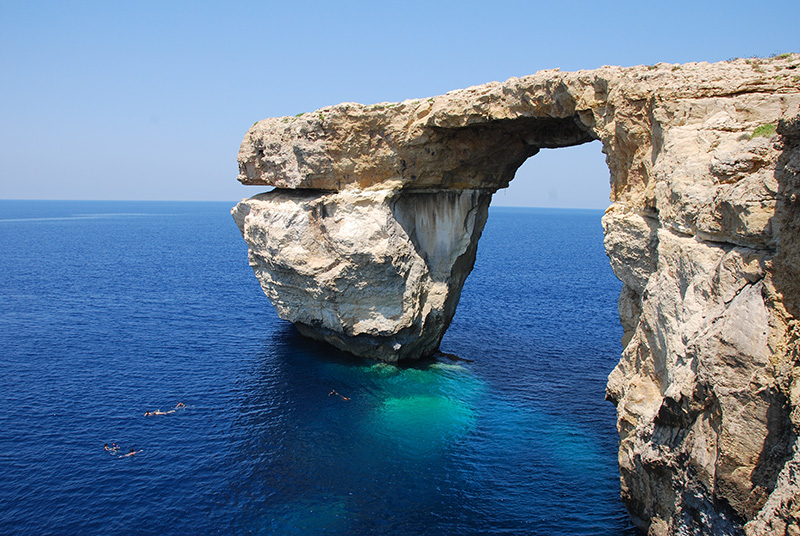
[
  {"x1": 232, "y1": 187, "x2": 490, "y2": 361},
  {"x1": 233, "y1": 55, "x2": 800, "y2": 535}
]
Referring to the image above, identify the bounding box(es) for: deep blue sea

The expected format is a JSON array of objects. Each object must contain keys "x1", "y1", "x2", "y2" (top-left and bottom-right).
[{"x1": 0, "y1": 200, "x2": 638, "y2": 535}]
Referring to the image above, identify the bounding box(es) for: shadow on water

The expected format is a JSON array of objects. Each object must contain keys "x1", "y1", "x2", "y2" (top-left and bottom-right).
[
  {"x1": 222, "y1": 324, "x2": 483, "y2": 535},
  {"x1": 218, "y1": 323, "x2": 637, "y2": 536}
]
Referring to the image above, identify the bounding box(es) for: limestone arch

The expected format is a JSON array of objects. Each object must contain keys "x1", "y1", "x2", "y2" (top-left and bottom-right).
[{"x1": 234, "y1": 58, "x2": 800, "y2": 534}]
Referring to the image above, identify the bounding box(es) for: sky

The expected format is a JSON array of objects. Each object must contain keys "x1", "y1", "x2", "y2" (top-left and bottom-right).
[{"x1": 1, "y1": 1, "x2": 798, "y2": 208}]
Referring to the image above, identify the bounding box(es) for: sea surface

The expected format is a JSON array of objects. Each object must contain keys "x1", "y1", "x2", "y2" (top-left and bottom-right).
[{"x1": 0, "y1": 200, "x2": 638, "y2": 535}]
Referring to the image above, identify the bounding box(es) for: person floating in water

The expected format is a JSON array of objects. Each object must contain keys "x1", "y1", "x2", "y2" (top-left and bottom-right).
[
  {"x1": 119, "y1": 448, "x2": 142, "y2": 458},
  {"x1": 328, "y1": 390, "x2": 350, "y2": 402},
  {"x1": 105, "y1": 443, "x2": 120, "y2": 454},
  {"x1": 144, "y1": 409, "x2": 174, "y2": 416}
]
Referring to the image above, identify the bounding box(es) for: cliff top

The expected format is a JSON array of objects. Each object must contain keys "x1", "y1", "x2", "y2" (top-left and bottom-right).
[{"x1": 238, "y1": 54, "x2": 800, "y2": 195}]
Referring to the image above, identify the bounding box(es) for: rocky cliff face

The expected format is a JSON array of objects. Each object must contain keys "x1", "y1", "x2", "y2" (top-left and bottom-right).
[
  {"x1": 233, "y1": 56, "x2": 800, "y2": 535},
  {"x1": 232, "y1": 187, "x2": 490, "y2": 361}
]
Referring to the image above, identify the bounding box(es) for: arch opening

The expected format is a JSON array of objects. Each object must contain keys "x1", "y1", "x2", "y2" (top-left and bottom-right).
[
  {"x1": 492, "y1": 140, "x2": 610, "y2": 209},
  {"x1": 440, "y1": 141, "x2": 631, "y2": 530}
]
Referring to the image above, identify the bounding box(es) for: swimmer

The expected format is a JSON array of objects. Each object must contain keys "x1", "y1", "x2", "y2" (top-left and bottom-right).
[
  {"x1": 119, "y1": 448, "x2": 142, "y2": 458},
  {"x1": 328, "y1": 390, "x2": 350, "y2": 401},
  {"x1": 144, "y1": 410, "x2": 174, "y2": 416},
  {"x1": 104, "y1": 443, "x2": 110, "y2": 451},
  {"x1": 328, "y1": 390, "x2": 338, "y2": 397},
  {"x1": 175, "y1": 402, "x2": 185, "y2": 408}
]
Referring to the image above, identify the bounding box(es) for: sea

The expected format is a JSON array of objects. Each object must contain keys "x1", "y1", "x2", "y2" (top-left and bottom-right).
[{"x1": 0, "y1": 200, "x2": 639, "y2": 535}]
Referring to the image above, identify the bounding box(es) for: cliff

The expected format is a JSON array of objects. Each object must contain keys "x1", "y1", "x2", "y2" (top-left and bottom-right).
[{"x1": 233, "y1": 56, "x2": 800, "y2": 535}]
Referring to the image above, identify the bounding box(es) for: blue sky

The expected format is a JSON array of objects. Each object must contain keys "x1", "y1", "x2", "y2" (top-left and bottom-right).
[{"x1": 1, "y1": 0, "x2": 797, "y2": 207}]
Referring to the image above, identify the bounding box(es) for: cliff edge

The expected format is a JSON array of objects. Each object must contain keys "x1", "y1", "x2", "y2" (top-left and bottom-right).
[{"x1": 233, "y1": 56, "x2": 800, "y2": 535}]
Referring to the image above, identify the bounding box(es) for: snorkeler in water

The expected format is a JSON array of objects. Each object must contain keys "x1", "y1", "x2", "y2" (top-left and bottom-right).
[
  {"x1": 144, "y1": 409, "x2": 174, "y2": 416},
  {"x1": 119, "y1": 448, "x2": 142, "y2": 458},
  {"x1": 328, "y1": 390, "x2": 350, "y2": 401}
]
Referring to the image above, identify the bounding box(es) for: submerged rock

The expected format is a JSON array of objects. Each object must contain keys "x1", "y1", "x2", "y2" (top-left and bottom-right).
[{"x1": 234, "y1": 55, "x2": 800, "y2": 535}]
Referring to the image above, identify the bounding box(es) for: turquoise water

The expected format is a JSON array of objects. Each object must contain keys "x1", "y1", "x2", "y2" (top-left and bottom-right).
[{"x1": 0, "y1": 200, "x2": 637, "y2": 535}]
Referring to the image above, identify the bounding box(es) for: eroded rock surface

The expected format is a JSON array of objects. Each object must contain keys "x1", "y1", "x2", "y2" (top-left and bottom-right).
[
  {"x1": 233, "y1": 55, "x2": 800, "y2": 535},
  {"x1": 233, "y1": 188, "x2": 490, "y2": 361}
]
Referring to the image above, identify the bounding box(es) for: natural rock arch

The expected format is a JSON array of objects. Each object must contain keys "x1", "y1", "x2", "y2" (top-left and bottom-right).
[{"x1": 233, "y1": 57, "x2": 800, "y2": 535}]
